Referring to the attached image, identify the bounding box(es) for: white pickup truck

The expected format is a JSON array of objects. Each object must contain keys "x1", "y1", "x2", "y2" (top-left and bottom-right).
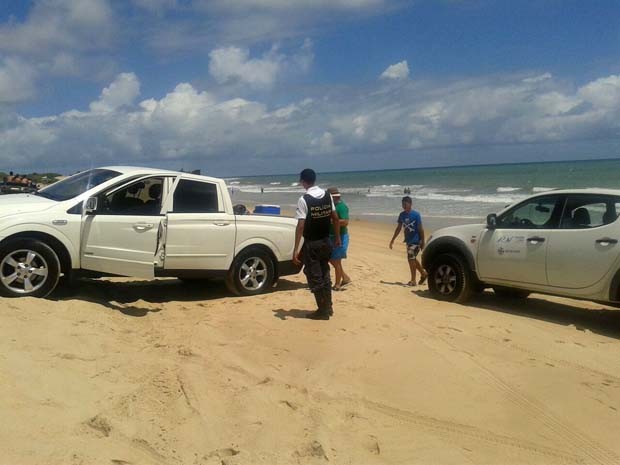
[{"x1": 0, "y1": 167, "x2": 300, "y2": 298}]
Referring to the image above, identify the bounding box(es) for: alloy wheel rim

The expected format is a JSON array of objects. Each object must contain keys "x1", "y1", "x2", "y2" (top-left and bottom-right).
[
  {"x1": 239, "y1": 257, "x2": 268, "y2": 291},
  {"x1": 435, "y1": 264, "x2": 457, "y2": 295},
  {"x1": 0, "y1": 249, "x2": 49, "y2": 294}
]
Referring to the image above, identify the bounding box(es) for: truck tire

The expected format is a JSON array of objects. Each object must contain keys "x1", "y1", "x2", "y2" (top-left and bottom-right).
[
  {"x1": 226, "y1": 248, "x2": 275, "y2": 296},
  {"x1": 428, "y1": 253, "x2": 474, "y2": 303},
  {"x1": 493, "y1": 286, "x2": 530, "y2": 300},
  {"x1": 0, "y1": 239, "x2": 61, "y2": 298}
]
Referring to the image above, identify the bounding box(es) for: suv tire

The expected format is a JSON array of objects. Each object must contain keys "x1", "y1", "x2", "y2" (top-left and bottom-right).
[
  {"x1": 428, "y1": 253, "x2": 474, "y2": 303},
  {"x1": 0, "y1": 239, "x2": 61, "y2": 298},
  {"x1": 493, "y1": 286, "x2": 530, "y2": 300},
  {"x1": 226, "y1": 248, "x2": 275, "y2": 296}
]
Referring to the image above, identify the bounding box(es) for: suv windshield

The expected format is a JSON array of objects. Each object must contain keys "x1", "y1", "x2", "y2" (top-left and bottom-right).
[{"x1": 36, "y1": 169, "x2": 121, "y2": 201}]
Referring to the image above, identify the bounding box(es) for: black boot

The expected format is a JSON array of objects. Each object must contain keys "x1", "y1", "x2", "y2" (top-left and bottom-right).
[
  {"x1": 322, "y1": 288, "x2": 333, "y2": 316},
  {"x1": 306, "y1": 291, "x2": 330, "y2": 320}
]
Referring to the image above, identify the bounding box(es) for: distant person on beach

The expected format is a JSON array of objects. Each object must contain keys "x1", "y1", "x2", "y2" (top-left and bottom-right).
[
  {"x1": 293, "y1": 169, "x2": 341, "y2": 320},
  {"x1": 389, "y1": 196, "x2": 427, "y2": 286},
  {"x1": 327, "y1": 187, "x2": 351, "y2": 291},
  {"x1": 261, "y1": 187, "x2": 264, "y2": 194}
]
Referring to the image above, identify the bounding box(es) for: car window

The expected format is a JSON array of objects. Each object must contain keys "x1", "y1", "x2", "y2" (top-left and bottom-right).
[
  {"x1": 36, "y1": 169, "x2": 121, "y2": 201},
  {"x1": 497, "y1": 195, "x2": 563, "y2": 229},
  {"x1": 99, "y1": 177, "x2": 164, "y2": 215},
  {"x1": 173, "y1": 179, "x2": 220, "y2": 213},
  {"x1": 560, "y1": 195, "x2": 619, "y2": 229}
]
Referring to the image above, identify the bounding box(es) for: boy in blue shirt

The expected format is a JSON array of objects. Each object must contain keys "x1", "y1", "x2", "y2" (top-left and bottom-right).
[{"x1": 389, "y1": 196, "x2": 428, "y2": 286}]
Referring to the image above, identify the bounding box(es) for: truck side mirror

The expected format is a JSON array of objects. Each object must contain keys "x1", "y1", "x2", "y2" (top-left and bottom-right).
[
  {"x1": 486, "y1": 213, "x2": 498, "y2": 230},
  {"x1": 84, "y1": 196, "x2": 98, "y2": 215}
]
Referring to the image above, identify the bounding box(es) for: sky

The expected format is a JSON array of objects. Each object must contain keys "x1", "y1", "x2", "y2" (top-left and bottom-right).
[{"x1": 1, "y1": 0, "x2": 620, "y2": 176}]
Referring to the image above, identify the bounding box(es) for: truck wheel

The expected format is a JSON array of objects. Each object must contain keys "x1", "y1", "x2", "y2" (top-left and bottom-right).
[
  {"x1": 428, "y1": 253, "x2": 474, "y2": 303},
  {"x1": 227, "y1": 248, "x2": 275, "y2": 296},
  {"x1": 0, "y1": 239, "x2": 61, "y2": 298},
  {"x1": 493, "y1": 286, "x2": 530, "y2": 300}
]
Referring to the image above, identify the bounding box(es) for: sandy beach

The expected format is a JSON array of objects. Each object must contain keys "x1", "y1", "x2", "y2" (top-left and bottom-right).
[{"x1": 1, "y1": 219, "x2": 620, "y2": 465}]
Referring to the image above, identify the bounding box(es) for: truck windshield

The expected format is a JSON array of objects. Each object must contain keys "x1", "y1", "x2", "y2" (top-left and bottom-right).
[{"x1": 36, "y1": 169, "x2": 121, "y2": 201}]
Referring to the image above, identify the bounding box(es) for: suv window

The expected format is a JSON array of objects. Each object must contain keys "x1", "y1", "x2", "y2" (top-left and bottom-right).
[
  {"x1": 173, "y1": 179, "x2": 219, "y2": 213},
  {"x1": 497, "y1": 195, "x2": 563, "y2": 229},
  {"x1": 560, "y1": 195, "x2": 619, "y2": 229},
  {"x1": 99, "y1": 177, "x2": 164, "y2": 215}
]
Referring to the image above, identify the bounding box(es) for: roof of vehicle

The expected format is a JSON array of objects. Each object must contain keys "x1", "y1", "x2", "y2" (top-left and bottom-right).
[
  {"x1": 528, "y1": 188, "x2": 620, "y2": 197},
  {"x1": 99, "y1": 166, "x2": 223, "y2": 184}
]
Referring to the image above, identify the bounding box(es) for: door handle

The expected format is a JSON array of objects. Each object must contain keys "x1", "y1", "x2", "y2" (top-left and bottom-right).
[
  {"x1": 596, "y1": 238, "x2": 618, "y2": 245},
  {"x1": 214, "y1": 222, "x2": 230, "y2": 226},
  {"x1": 526, "y1": 236, "x2": 546, "y2": 244},
  {"x1": 133, "y1": 223, "x2": 154, "y2": 231}
]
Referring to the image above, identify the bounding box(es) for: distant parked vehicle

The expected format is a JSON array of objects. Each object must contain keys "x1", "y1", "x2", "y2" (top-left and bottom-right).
[
  {"x1": 0, "y1": 166, "x2": 300, "y2": 298},
  {"x1": 422, "y1": 189, "x2": 620, "y2": 305}
]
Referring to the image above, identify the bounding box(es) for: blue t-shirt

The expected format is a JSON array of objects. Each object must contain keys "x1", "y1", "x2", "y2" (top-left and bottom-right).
[{"x1": 398, "y1": 210, "x2": 422, "y2": 245}]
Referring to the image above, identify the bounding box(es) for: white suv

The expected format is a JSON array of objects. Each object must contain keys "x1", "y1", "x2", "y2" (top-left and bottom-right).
[{"x1": 422, "y1": 189, "x2": 620, "y2": 304}]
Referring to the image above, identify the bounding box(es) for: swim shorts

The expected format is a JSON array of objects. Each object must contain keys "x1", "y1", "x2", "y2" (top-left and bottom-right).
[
  {"x1": 330, "y1": 233, "x2": 349, "y2": 260},
  {"x1": 407, "y1": 244, "x2": 421, "y2": 260}
]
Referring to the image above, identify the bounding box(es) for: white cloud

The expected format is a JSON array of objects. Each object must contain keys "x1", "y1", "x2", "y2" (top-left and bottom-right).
[
  {"x1": 3, "y1": 71, "x2": 620, "y2": 173},
  {"x1": 0, "y1": 58, "x2": 38, "y2": 103},
  {"x1": 380, "y1": 60, "x2": 409, "y2": 80},
  {"x1": 522, "y1": 72, "x2": 552, "y2": 83},
  {"x1": 578, "y1": 75, "x2": 620, "y2": 108},
  {"x1": 208, "y1": 41, "x2": 313, "y2": 88},
  {"x1": 89, "y1": 73, "x2": 141, "y2": 113},
  {"x1": 209, "y1": 47, "x2": 282, "y2": 88},
  {"x1": 131, "y1": 0, "x2": 178, "y2": 14},
  {"x1": 0, "y1": 0, "x2": 116, "y2": 55},
  {"x1": 203, "y1": 0, "x2": 386, "y2": 12},
  {"x1": 0, "y1": 0, "x2": 118, "y2": 100},
  {"x1": 142, "y1": 0, "x2": 395, "y2": 52}
]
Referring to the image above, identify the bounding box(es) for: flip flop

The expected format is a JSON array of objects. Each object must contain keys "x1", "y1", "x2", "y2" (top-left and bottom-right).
[
  {"x1": 418, "y1": 274, "x2": 428, "y2": 285},
  {"x1": 340, "y1": 279, "x2": 352, "y2": 288},
  {"x1": 406, "y1": 281, "x2": 415, "y2": 287}
]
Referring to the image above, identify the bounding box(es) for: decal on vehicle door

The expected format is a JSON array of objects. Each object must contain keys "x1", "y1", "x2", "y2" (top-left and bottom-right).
[{"x1": 495, "y1": 235, "x2": 526, "y2": 259}]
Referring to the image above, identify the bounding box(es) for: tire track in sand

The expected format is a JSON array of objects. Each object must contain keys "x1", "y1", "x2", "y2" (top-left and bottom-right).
[
  {"x1": 361, "y1": 399, "x2": 581, "y2": 464},
  {"x1": 478, "y1": 334, "x2": 620, "y2": 385},
  {"x1": 415, "y1": 321, "x2": 620, "y2": 465}
]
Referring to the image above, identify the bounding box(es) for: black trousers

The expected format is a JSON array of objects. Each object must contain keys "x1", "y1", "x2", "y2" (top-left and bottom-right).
[{"x1": 302, "y1": 238, "x2": 333, "y2": 293}]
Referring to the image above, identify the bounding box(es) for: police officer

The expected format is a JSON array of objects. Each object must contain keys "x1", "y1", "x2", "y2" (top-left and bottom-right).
[{"x1": 293, "y1": 169, "x2": 341, "y2": 320}]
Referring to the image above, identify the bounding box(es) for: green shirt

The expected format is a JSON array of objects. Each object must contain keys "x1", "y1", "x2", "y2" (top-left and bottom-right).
[{"x1": 330, "y1": 201, "x2": 349, "y2": 236}]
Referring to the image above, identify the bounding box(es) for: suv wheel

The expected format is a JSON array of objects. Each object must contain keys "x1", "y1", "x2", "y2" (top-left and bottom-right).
[
  {"x1": 0, "y1": 239, "x2": 61, "y2": 298},
  {"x1": 493, "y1": 286, "x2": 530, "y2": 300},
  {"x1": 428, "y1": 253, "x2": 474, "y2": 303},
  {"x1": 226, "y1": 248, "x2": 275, "y2": 296}
]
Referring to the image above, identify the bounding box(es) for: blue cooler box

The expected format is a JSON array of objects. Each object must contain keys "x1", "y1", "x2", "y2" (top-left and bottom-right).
[{"x1": 254, "y1": 204, "x2": 281, "y2": 215}]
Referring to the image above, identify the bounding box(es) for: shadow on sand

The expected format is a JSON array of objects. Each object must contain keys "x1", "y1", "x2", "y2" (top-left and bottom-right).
[
  {"x1": 414, "y1": 289, "x2": 620, "y2": 340},
  {"x1": 272, "y1": 308, "x2": 315, "y2": 320},
  {"x1": 51, "y1": 278, "x2": 307, "y2": 317}
]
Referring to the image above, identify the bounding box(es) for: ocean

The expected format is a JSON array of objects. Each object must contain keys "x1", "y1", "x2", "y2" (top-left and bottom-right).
[{"x1": 227, "y1": 159, "x2": 620, "y2": 228}]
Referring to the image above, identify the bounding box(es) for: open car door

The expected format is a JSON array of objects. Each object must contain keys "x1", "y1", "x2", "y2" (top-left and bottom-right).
[{"x1": 80, "y1": 176, "x2": 173, "y2": 278}]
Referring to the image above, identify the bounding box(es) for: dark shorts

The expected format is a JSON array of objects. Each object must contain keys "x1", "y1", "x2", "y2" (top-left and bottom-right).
[
  {"x1": 407, "y1": 244, "x2": 421, "y2": 260},
  {"x1": 330, "y1": 233, "x2": 349, "y2": 260}
]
